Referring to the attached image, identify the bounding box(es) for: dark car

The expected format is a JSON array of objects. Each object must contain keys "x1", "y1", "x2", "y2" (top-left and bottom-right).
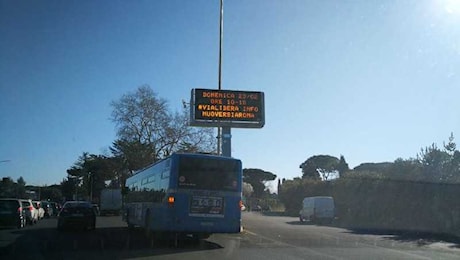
[
  {"x1": 92, "y1": 204, "x2": 100, "y2": 216},
  {"x1": 0, "y1": 198, "x2": 26, "y2": 229},
  {"x1": 57, "y1": 201, "x2": 96, "y2": 231},
  {"x1": 50, "y1": 202, "x2": 60, "y2": 216},
  {"x1": 41, "y1": 201, "x2": 53, "y2": 217}
]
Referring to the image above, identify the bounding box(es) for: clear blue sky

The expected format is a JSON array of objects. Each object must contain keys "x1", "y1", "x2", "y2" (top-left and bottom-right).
[{"x1": 1, "y1": 0, "x2": 459, "y2": 187}]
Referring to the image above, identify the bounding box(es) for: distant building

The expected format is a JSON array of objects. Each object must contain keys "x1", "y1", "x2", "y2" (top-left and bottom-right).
[{"x1": 25, "y1": 190, "x2": 38, "y2": 200}]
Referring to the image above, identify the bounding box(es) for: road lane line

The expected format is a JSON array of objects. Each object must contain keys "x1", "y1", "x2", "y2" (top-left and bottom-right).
[
  {"x1": 244, "y1": 227, "x2": 433, "y2": 260},
  {"x1": 243, "y1": 229, "x2": 342, "y2": 260}
]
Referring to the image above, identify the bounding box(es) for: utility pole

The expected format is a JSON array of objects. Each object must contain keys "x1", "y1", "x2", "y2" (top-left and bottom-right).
[
  {"x1": 217, "y1": 0, "x2": 232, "y2": 157},
  {"x1": 216, "y1": 0, "x2": 224, "y2": 156},
  {"x1": 89, "y1": 172, "x2": 93, "y2": 202}
]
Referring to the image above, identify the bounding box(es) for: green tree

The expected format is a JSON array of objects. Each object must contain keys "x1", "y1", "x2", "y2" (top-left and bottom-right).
[
  {"x1": 243, "y1": 168, "x2": 276, "y2": 198},
  {"x1": 60, "y1": 177, "x2": 79, "y2": 201},
  {"x1": 66, "y1": 152, "x2": 118, "y2": 201},
  {"x1": 16, "y1": 176, "x2": 26, "y2": 198},
  {"x1": 387, "y1": 158, "x2": 422, "y2": 180},
  {"x1": 451, "y1": 151, "x2": 460, "y2": 182},
  {"x1": 300, "y1": 155, "x2": 340, "y2": 180},
  {"x1": 444, "y1": 132, "x2": 456, "y2": 156},
  {"x1": 418, "y1": 143, "x2": 451, "y2": 182},
  {"x1": 0, "y1": 177, "x2": 15, "y2": 198},
  {"x1": 353, "y1": 162, "x2": 393, "y2": 172},
  {"x1": 40, "y1": 185, "x2": 63, "y2": 202},
  {"x1": 110, "y1": 139, "x2": 156, "y2": 174},
  {"x1": 337, "y1": 155, "x2": 350, "y2": 177},
  {"x1": 443, "y1": 133, "x2": 460, "y2": 181}
]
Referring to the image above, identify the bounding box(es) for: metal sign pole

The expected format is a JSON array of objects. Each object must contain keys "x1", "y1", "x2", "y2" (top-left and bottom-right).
[{"x1": 217, "y1": 0, "x2": 232, "y2": 157}]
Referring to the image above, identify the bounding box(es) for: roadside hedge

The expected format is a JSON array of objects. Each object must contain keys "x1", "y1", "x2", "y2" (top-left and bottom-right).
[{"x1": 279, "y1": 178, "x2": 460, "y2": 236}]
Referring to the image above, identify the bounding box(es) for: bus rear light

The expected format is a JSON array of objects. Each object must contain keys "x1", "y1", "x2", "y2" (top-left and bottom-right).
[
  {"x1": 168, "y1": 196, "x2": 175, "y2": 206},
  {"x1": 239, "y1": 200, "x2": 243, "y2": 209}
]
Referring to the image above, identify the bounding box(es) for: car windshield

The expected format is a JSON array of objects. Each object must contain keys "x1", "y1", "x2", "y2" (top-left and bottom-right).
[{"x1": 1, "y1": 1, "x2": 460, "y2": 259}]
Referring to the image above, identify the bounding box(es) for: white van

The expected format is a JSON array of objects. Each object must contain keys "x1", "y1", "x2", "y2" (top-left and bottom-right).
[{"x1": 299, "y1": 196, "x2": 335, "y2": 224}]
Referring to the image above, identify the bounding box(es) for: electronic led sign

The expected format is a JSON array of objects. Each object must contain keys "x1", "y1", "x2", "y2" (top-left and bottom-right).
[{"x1": 190, "y1": 88, "x2": 265, "y2": 128}]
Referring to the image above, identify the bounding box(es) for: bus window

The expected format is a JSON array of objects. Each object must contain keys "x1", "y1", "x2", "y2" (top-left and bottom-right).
[
  {"x1": 162, "y1": 170, "x2": 170, "y2": 179},
  {"x1": 178, "y1": 157, "x2": 240, "y2": 191}
]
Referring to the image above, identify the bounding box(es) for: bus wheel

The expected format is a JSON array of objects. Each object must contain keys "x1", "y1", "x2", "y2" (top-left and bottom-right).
[
  {"x1": 173, "y1": 233, "x2": 179, "y2": 248},
  {"x1": 128, "y1": 223, "x2": 135, "y2": 231},
  {"x1": 126, "y1": 210, "x2": 134, "y2": 231}
]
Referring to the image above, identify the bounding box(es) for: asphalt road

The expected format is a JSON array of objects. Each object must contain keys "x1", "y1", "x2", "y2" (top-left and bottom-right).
[{"x1": 1, "y1": 212, "x2": 459, "y2": 259}]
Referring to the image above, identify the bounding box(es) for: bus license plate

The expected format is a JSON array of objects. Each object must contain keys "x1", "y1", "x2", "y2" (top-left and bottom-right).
[{"x1": 190, "y1": 196, "x2": 223, "y2": 216}]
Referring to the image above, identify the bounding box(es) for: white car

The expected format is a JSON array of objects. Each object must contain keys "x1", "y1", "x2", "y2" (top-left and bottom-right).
[
  {"x1": 33, "y1": 201, "x2": 45, "y2": 220},
  {"x1": 21, "y1": 199, "x2": 38, "y2": 225}
]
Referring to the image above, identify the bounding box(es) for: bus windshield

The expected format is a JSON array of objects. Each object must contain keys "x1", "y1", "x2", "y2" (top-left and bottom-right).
[{"x1": 178, "y1": 156, "x2": 240, "y2": 191}]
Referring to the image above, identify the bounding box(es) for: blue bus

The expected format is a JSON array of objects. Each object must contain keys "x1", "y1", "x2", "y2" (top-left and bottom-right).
[{"x1": 124, "y1": 153, "x2": 243, "y2": 240}]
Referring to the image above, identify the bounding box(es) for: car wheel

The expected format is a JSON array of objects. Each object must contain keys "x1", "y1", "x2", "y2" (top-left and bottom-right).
[
  {"x1": 57, "y1": 221, "x2": 64, "y2": 231},
  {"x1": 89, "y1": 219, "x2": 96, "y2": 230},
  {"x1": 18, "y1": 219, "x2": 24, "y2": 229},
  {"x1": 126, "y1": 210, "x2": 135, "y2": 231},
  {"x1": 144, "y1": 211, "x2": 152, "y2": 239},
  {"x1": 128, "y1": 223, "x2": 135, "y2": 231}
]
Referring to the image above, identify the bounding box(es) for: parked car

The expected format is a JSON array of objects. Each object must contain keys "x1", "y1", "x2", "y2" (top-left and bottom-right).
[
  {"x1": 253, "y1": 205, "x2": 262, "y2": 212},
  {"x1": 0, "y1": 198, "x2": 26, "y2": 229},
  {"x1": 57, "y1": 201, "x2": 96, "y2": 231},
  {"x1": 33, "y1": 201, "x2": 45, "y2": 220},
  {"x1": 21, "y1": 199, "x2": 38, "y2": 225}
]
